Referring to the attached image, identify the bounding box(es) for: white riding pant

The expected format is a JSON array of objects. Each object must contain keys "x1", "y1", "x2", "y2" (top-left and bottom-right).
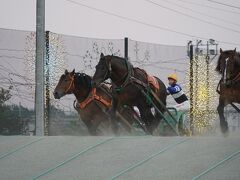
[{"x1": 170, "y1": 100, "x2": 190, "y2": 113}]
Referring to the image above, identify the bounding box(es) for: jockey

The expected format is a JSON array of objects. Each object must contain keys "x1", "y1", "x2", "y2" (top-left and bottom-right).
[{"x1": 167, "y1": 73, "x2": 189, "y2": 112}]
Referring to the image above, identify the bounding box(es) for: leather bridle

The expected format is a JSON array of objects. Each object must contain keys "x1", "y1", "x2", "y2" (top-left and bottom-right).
[{"x1": 64, "y1": 74, "x2": 75, "y2": 93}]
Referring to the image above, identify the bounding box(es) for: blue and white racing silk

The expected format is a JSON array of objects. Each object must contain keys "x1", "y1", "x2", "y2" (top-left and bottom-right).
[{"x1": 167, "y1": 84, "x2": 188, "y2": 104}]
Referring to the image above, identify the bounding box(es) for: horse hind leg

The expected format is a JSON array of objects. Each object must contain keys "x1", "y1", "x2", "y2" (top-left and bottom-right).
[
  {"x1": 217, "y1": 100, "x2": 229, "y2": 134},
  {"x1": 139, "y1": 106, "x2": 156, "y2": 134}
]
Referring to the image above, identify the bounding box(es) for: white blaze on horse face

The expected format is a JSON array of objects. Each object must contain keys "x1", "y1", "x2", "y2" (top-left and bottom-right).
[
  {"x1": 108, "y1": 60, "x2": 112, "y2": 72},
  {"x1": 224, "y1": 57, "x2": 229, "y2": 83}
]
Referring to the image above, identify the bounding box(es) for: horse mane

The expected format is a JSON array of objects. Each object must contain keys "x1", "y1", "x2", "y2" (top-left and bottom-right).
[
  {"x1": 75, "y1": 73, "x2": 92, "y2": 89},
  {"x1": 104, "y1": 55, "x2": 133, "y2": 66},
  {"x1": 105, "y1": 55, "x2": 124, "y2": 59}
]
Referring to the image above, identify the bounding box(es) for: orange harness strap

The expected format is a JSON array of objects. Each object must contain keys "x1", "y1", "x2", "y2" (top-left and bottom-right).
[{"x1": 79, "y1": 88, "x2": 112, "y2": 109}]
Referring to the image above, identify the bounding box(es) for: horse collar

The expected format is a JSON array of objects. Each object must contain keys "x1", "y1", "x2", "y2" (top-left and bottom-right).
[{"x1": 78, "y1": 87, "x2": 112, "y2": 109}]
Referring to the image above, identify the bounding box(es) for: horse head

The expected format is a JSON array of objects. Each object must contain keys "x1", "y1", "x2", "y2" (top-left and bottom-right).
[
  {"x1": 53, "y1": 69, "x2": 75, "y2": 99},
  {"x1": 92, "y1": 53, "x2": 112, "y2": 87},
  {"x1": 216, "y1": 48, "x2": 240, "y2": 85}
]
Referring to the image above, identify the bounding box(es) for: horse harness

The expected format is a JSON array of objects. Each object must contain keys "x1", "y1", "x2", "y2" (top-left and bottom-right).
[
  {"x1": 106, "y1": 56, "x2": 160, "y2": 93},
  {"x1": 106, "y1": 56, "x2": 134, "y2": 92},
  {"x1": 66, "y1": 74, "x2": 112, "y2": 110},
  {"x1": 77, "y1": 87, "x2": 112, "y2": 109},
  {"x1": 217, "y1": 71, "x2": 240, "y2": 94}
]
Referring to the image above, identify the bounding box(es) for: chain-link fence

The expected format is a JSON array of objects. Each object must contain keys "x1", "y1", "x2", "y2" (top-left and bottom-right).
[{"x1": 2, "y1": 28, "x2": 239, "y2": 135}]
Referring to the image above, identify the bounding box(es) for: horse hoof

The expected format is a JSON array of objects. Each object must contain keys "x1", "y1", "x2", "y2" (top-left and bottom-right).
[
  {"x1": 221, "y1": 126, "x2": 229, "y2": 136},
  {"x1": 223, "y1": 131, "x2": 230, "y2": 137},
  {"x1": 222, "y1": 129, "x2": 229, "y2": 137}
]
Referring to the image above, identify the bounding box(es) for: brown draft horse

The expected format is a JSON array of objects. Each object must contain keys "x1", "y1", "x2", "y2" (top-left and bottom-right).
[
  {"x1": 92, "y1": 53, "x2": 167, "y2": 134},
  {"x1": 53, "y1": 70, "x2": 136, "y2": 135},
  {"x1": 216, "y1": 48, "x2": 240, "y2": 134}
]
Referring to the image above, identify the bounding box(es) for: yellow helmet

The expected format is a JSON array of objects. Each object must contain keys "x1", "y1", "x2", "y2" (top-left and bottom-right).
[{"x1": 168, "y1": 73, "x2": 178, "y2": 82}]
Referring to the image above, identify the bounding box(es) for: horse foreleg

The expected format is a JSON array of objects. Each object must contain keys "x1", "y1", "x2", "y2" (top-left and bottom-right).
[
  {"x1": 82, "y1": 118, "x2": 98, "y2": 136},
  {"x1": 217, "y1": 100, "x2": 228, "y2": 134},
  {"x1": 109, "y1": 98, "x2": 119, "y2": 135}
]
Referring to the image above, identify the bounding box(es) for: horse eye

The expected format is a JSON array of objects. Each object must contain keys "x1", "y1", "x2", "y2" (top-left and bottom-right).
[{"x1": 64, "y1": 79, "x2": 68, "y2": 82}]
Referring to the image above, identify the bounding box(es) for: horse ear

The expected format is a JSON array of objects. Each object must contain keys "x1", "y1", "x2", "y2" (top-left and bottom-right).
[
  {"x1": 65, "y1": 69, "x2": 68, "y2": 74},
  {"x1": 234, "y1": 48, "x2": 236, "y2": 53},
  {"x1": 70, "y1": 69, "x2": 75, "y2": 76},
  {"x1": 100, "y1": 53, "x2": 104, "y2": 58},
  {"x1": 220, "y1": 48, "x2": 223, "y2": 54}
]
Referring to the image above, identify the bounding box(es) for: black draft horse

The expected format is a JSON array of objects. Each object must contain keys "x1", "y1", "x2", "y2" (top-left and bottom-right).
[
  {"x1": 216, "y1": 48, "x2": 240, "y2": 134},
  {"x1": 92, "y1": 53, "x2": 167, "y2": 134}
]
